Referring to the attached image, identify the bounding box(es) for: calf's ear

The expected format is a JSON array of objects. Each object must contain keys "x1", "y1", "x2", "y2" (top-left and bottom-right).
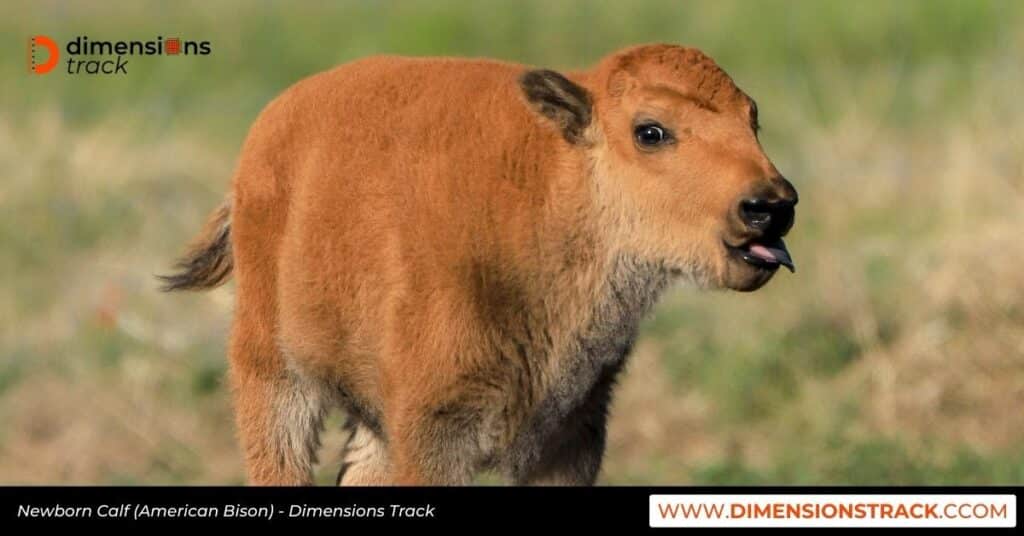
[{"x1": 519, "y1": 69, "x2": 593, "y2": 145}]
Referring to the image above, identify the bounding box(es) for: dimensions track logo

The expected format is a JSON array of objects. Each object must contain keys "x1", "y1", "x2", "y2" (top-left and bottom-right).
[{"x1": 28, "y1": 35, "x2": 211, "y2": 75}]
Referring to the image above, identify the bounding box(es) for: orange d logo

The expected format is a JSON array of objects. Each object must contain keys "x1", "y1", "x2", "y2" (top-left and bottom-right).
[{"x1": 29, "y1": 35, "x2": 60, "y2": 74}]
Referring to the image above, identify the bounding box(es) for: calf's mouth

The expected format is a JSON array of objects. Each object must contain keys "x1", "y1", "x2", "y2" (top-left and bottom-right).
[{"x1": 724, "y1": 237, "x2": 795, "y2": 273}]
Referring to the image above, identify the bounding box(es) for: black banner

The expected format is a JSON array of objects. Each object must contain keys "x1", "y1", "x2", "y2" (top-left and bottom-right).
[{"x1": 0, "y1": 486, "x2": 1019, "y2": 530}]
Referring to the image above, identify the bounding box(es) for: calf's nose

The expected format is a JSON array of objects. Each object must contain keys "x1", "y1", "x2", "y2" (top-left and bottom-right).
[{"x1": 738, "y1": 177, "x2": 797, "y2": 236}]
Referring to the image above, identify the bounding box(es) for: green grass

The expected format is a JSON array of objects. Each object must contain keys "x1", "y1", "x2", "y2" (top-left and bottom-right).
[
  {"x1": 690, "y1": 442, "x2": 1024, "y2": 485},
  {"x1": 4, "y1": 1, "x2": 1020, "y2": 133}
]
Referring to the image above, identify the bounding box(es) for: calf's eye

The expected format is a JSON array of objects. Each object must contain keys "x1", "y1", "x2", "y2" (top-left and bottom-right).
[{"x1": 634, "y1": 123, "x2": 668, "y2": 147}]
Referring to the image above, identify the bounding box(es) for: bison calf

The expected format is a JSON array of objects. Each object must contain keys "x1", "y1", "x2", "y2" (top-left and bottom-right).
[{"x1": 163, "y1": 44, "x2": 797, "y2": 485}]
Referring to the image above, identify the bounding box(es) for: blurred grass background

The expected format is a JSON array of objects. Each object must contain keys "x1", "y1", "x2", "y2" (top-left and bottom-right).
[{"x1": 2, "y1": 0, "x2": 1023, "y2": 484}]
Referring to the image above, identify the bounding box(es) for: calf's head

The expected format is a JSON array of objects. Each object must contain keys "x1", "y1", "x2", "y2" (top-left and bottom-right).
[{"x1": 520, "y1": 44, "x2": 797, "y2": 292}]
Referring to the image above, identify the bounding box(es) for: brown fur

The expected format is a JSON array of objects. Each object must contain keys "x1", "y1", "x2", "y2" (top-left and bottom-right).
[{"x1": 163, "y1": 44, "x2": 797, "y2": 485}]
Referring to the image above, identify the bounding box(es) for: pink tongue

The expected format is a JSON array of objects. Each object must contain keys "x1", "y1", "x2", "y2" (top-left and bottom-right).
[{"x1": 747, "y1": 243, "x2": 778, "y2": 262}]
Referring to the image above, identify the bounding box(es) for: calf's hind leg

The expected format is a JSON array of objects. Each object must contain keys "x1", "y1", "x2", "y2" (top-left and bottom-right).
[{"x1": 228, "y1": 319, "x2": 326, "y2": 485}]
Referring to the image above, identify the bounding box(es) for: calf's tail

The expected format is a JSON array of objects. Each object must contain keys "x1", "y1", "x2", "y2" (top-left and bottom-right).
[{"x1": 159, "y1": 200, "x2": 233, "y2": 292}]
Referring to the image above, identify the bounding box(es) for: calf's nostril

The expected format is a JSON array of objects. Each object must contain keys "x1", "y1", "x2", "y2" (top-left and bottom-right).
[
  {"x1": 740, "y1": 199, "x2": 773, "y2": 231},
  {"x1": 774, "y1": 205, "x2": 795, "y2": 236}
]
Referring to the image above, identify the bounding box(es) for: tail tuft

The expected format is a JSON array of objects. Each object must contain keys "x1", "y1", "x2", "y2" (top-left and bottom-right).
[{"x1": 159, "y1": 202, "x2": 233, "y2": 292}]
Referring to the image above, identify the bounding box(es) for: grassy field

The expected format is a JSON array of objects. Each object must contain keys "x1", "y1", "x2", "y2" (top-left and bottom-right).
[{"x1": 2, "y1": 0, "x2": 1023, "y2": 484}]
